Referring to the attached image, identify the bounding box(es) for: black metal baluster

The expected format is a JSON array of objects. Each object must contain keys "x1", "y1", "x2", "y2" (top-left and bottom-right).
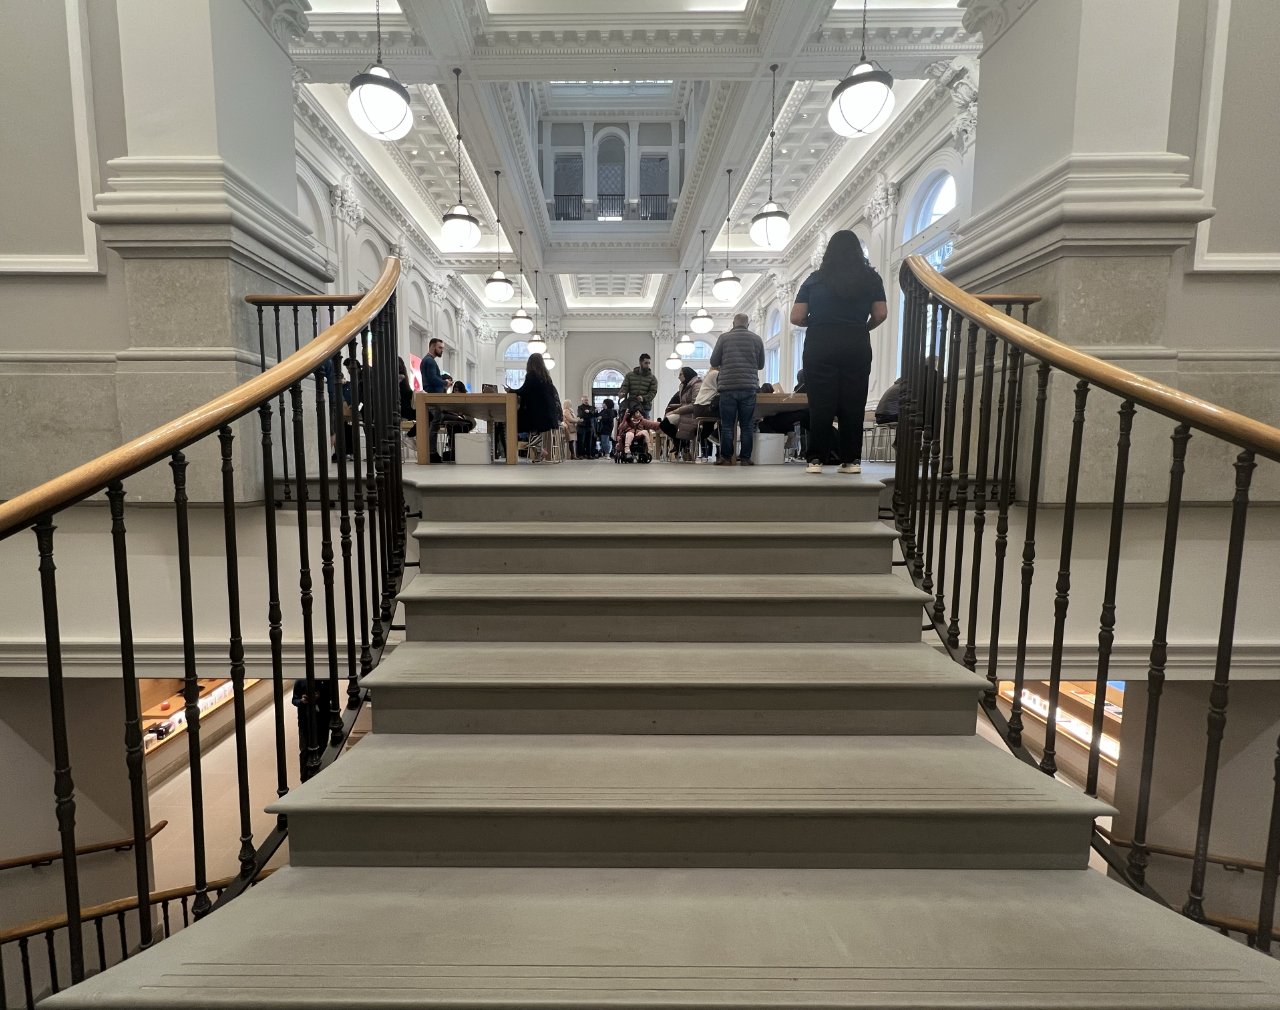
[
  {"x1": 93, "y1": 918, "x2": 106, "y2": 971},
  {"x1": 105, "y1": 483, "x2": 153, "y2": 949},
  {"x1": 161, "y1": 900, "x2": 171, "y2": 940},
  {"x1": 333, "y1": 347, "x2": 360, "y2": 707},
  {"x1": 1086, "y1": 401, "x2": 1136, "y2": 796},
  {"x1": 1257, "y1": 734, "x2": 1280, "y2": 953},
  {"x1": 43, "y1": 932, "x2": 58, "y2": 993},
  {"x1": 946, "y1": 322, "x2": 979, "y2": 650},
  {"x1": 1009, "y1": 362, "x2": 1052, "y2": 749},
  {"x1": 920, "y1": 305, "x2": 948, "y2": 597},
  {"x1": 33, "y1": 517, "x2": 82, "y2": 982},
  {"x1": 1040, "y1": 379, "x2": 1091, "y2": 777},
  {"x1": 931, "y1": 311, "x2": 963, "y2": 626},
  {"x1": 896, "y1": 289, "x2": 921, "y2": 558},
  {"x1": 274, "y1": 307, "x2": 290, "y2": 498},
  {"x1": 169, "y1": 453, "x2": 210, "y2": 919},
  {"x1": 348, "y1": 339, "x2": 374, "y2": 678},
  {"x1": 387, "y1": 296, "x2": 407, "y2": 576},
  {"x1": 179, "y1": 896, "x2": 189, "y2": 928},
  {"x1": 990, "y1": 336, "x2": 1011, "y2": 490},
  {"x1": 911, "y1": 300, "x2": 938, "y2": 578},
  {"x1": 1127, "y1": 424, "x2": 1192, "y2": 887},
  {"x1": 19, "y1": 937, "x2": 34, "y2": 1009},
  {"x1": 217, "y1": 426, "x2": 256, "y2": 877},
  {"x1": 962, "y1": 332, "x2": 998, "y2": 671},
  {"x1": 362, "y1": 322, "x2": 385, "y2": 650},
  {"x1": 256, "y1": 306, "x2": 267, "y2": 373},
  {"x1": 374, "y1": 308, "x2": 396, "y2": 628},
  {"x1": 114, "y1": 911, "x2": 127, "y2": 961},
  {"x1": 890, "y1": 279, "x2": 913, "y2": 525},
  {"x1": 289, "y1": 382, "x2": 320, "y2": 779},
  {"x1": 313, "y1": 355, "x2": 343, "y2": 748},
  {"x1": 1184, "y1": 449, "x2": 1256, "y2": 922},
  {"x1": 983, "y1": 348, "x2": 1025, "y2": 709},
  {"x1": 258, "y1": 401, "x2": 288, "y2": 816}
]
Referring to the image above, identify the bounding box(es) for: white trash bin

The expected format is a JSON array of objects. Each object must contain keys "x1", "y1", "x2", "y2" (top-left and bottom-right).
[
  {"x1": 454, "y1": 431, "x2": 492, "y2": 464},
  {"x1": 752, "y1": 432, "x2": 786, "y2": 465}
]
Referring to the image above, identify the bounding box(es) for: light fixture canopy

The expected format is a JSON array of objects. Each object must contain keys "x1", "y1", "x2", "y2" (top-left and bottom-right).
[
  {"x1": 714, "y1": 168, "x2": 742, "y2": 303},
  {"x1": 827, "y1": 2, "x2": 895, "y2": 138},
  {"x1": 346, "y1": 2, "x2": 412, "y2": 141},
  {"x1": 751, "y1": 64, "x2": 791, "y2": 250},
  {"x1": 484, "y1": 169, "x2": 514, "y2": 302},
  {"x1": 441, "y1": 68, "x2": 481, "y2": 250}
]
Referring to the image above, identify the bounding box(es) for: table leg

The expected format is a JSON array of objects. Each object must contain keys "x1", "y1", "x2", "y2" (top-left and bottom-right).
[
  {"x1": 416, "y1": 398, "x2": 429, "y2": 465},
  {"x1": 505, "y1": 403, "x2": 518, "y2": 464}
]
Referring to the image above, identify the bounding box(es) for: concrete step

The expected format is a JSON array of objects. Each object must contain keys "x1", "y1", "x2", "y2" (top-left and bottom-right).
[
  {"x1": 47, "y1": 865, "x2": 1280, "y2": 1010},
  {"x1": 399, "y1": 573, "x2": 931, "y2": 643},
  {"x1": 405, "y1": 466, "x2": 884, "y2": 523},
  {"x1": 270, "y1": 734, "x2": 1109, "y2": 869},
  {"x1": 366, "y1": 641, "x2": 982, "y2": 735},
  {"x1": 413, "y1": 520, "x2": 899, "y2": 574}
]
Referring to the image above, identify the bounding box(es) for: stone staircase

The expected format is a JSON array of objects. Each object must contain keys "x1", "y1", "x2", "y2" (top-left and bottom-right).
[{"x1": 46, "y1": 467, "x2": 1280, "y2": 1009}]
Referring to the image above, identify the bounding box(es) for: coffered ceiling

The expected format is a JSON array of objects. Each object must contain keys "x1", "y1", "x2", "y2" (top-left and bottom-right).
[{"x1": 291, "y1": 0, "x2": 977, "y2": 329}]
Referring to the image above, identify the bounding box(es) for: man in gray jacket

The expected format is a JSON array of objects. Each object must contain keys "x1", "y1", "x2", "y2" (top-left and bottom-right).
[{"x1": 709, "y1": 313, "x2": 765, "y2": 465}]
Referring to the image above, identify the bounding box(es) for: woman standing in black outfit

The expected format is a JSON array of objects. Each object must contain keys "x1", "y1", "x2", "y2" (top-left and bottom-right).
[
  {"x1": 506, "y1": 352, "x2": 561, "y2": 463},
  {"x1": 790, "y1": 230, "x2": 888, "y2": 474}
]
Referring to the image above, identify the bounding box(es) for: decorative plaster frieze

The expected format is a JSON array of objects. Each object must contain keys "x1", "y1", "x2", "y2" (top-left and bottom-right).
[
  {"x1": 330, "y1": 174, "x2": 365, "y2": 228},
  {"x1": 958, "y1": 0, "x2": 1038, "y2": 52},
  {"x1": 242, "y1": 0, "x2": 310, "y2": 53},
  {"x1": 865, "y1": 175, "x2": 899, "y2": 226},
  {"x1": 390, "y1": 237, "x2": 414, "y2": 275},
  {"x1": 926, "y1": 56, "x2": 979, "y2": 152},
  {"x1": 427, "y1": 279, "x2": 447, "y2": 307}
]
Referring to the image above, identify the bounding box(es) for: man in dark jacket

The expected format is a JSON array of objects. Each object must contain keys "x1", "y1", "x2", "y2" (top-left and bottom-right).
[
  {"x1": 617, "y1": 354, "x2": 658, "y2": 416},
  {"x1": 575, "y1": 396, "x2": 597, "y2": 457},
  {"x1": 709, "y1": 313, "x2": 765, "y2": 465}
]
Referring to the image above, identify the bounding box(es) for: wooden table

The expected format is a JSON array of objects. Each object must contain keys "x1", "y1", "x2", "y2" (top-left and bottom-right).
[
  {"x1": 414, "y1": 392, "x2": 518, "y2": 465},
  {"x1": 754, "y1": 393, "x2": 808, "y2": 417}
]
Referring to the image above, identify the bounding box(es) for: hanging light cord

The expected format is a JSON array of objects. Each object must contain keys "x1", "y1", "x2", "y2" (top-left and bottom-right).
[
  {"x1": 683, "y1": 270, "x2": 690, "y2": 331},
  {"x1": 493, "y1": 170, "x2": 502, "y2": 270},
  {"x1": 860, "y1": 0, "x2": 868, "y2": 63},
  {"x1": 517, "y1": 231, "x2": 524, "y2": 309},
  {"x1": 700, "y1": 230, "x2": 708, "y2": 310},
  {"x1": 768, "y1": 64, "x2": 778, "y2": 201},
  {"x1": 725, "y1": 168, "x2": 734, "y2": 270},
  {"x1": 375, "y1": 0, "x2": 383, "y2": 64},
  {"x1": 453, "y1": 68, "x2": 464, "y2": 205}
]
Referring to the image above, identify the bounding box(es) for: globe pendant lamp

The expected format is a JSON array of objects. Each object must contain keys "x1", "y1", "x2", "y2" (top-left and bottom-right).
[
  {"x1": 484, "y1": 169, "x2": 514, "y2": 302},
  {"x1": 712, "y1": 168, "x2": 742, "y2": 303},
  {"x1": 690, "y1": 228, "x2": 715, "y2": 334},
  {"x1": 510, "y1": 230, "x2": 533, "y2": 334},
  {"x1": 529, "y1": 296, "x2": 549, "y2": 355},
  {"x1": 441, "y1": 68, "x2": 482, "y2": 250},
  {"x1": 828, "y1": 0, "x2": 896, "y2": 138},
  {"x1": 675, "y1": 270, "x2": 696, "y2": 356},
  {"x1": 750, "y1": 64, "x2": 791, "y2": 250},
  {"x1": 347, "y1": 0, "x2": 413, "y2": 141}
]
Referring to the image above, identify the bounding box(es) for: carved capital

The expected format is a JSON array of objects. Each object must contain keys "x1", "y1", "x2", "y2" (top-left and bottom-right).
[
  {"x1": 426, "y1": 279, "x2": 447, "y2": 307},
  {"x1": 959, "y1": 0, "x2": 1036, "y2": 49},
  {"x1": 243, "y1": 0, "x2": 311, "y2": 49},
  {"x1": 865, "y1": 175, "x2": 899, "y2": 226},
  {"x1": 927, "y1": 56, "x2": 980, "y2": 152},
  {"x1": 330, "y1": 174, "x2": 363, "y2": 229},
  {"x1": 390, "y1": 239, "x2": 414, "y2": 275}
]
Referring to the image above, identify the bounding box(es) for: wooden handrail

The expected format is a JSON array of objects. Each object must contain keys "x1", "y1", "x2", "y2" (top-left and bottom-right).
[
  {"x1": 0, "y1": 258, "x2": 400, "y2": 540},
  {"x1": 0, "y1": 822, "x2": 167, "y2": 873},
  {"x1": 0, "y1": 869, "x2": 276, "y2": 944},
  {"x1": 1096, "y1": 824, "x2": 1265, "y2": 874},
  {"x1": 243, "y1": 293, "x2": 363, "y2": 306},
  {"x1": 903, "y1": 255, "x2": 1280, "y2": 462}
]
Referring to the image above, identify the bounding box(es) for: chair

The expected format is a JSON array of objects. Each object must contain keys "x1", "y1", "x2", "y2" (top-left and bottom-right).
[{"x1": 864, "y1": 422, "x2": 896, "y2": 463}]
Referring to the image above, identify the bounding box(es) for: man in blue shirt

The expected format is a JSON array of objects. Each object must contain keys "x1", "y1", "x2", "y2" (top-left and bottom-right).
[{"x1": 421, "y1": 338, "x2": 447, "y2": 393}]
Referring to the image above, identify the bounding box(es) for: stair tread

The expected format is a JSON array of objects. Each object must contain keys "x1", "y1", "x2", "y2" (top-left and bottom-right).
[
  {"x1": 399, "y1": 572, "x2": 932, "y2": 601},
  {"x1": 44, "y1": 865, "x2": 1280, "y2": 1010},
  {"x1": 413, "y1": 520, "x2": 899, "y2": 539},
  {"x1": 269, "y1": 734, "x2": 1109, "y2": 817},
  {"x1": 368, "y1": 641, "x2": 977, "y2": 690},
  {"x1": 407, "y1": 466, "x2": 886, "y2": 491}
]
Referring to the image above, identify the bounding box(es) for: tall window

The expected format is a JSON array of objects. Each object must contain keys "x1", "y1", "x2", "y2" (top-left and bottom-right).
[
  {"x1": 597, "y1": 135, "x2": 625, "y2": 219},
  {"x1": 504, "y1": 341, "x2": 531, "y2": 390},
  {"x1": 793, "y1": 328, "x2": 806, "y2": 382},
  {"x1": 908, "y1": 173, "x2": 957, "y2": 239},
  {"x1": 591, "y1": 367, "x2": 625, "y2": 410},
  {"x1": 688, "y1": 340, "x2": 713, "y2": 359},
  {"x1": 764, "y1": 309, "x2": 782, "y2": 385}
]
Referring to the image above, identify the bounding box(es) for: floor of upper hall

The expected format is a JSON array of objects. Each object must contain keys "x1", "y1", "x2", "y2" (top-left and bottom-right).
[{"x1": 401, "y1": 459, "x2": 896, "y2": 488}]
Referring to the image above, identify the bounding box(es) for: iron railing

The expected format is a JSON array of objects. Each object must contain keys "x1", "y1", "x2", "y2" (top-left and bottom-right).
[
  {"x1": 553, "y1": 194, "x2": 583, "y2": 221},
  {"x1": 895, "y1": 253, "x2": 1280, "y2": 953},
  {"x1": 639, "y1": 194, "x2": 669, "y2": 221},
  {"x1": 0, "y1": 259, "x2": 406, "y2": 1006},
  {"x1": 596, "y1": 194, "x2": 625, "y2": 219}
]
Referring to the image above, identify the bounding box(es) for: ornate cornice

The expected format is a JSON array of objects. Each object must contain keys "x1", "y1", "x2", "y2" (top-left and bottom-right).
[
  {"x1": 330, "y1": 174, "x2": 364, "y2": 228},
  {"x1": 242, "y1": 0, "x2": 310, "y2": 53},
  {"x1": 959, "y1": 0, "x2": 1038, "y2": 52},
  {"x1": 865, "y1": 174, "x2": 899, "y2": 226},
  {"x1": 670, "y1": 81, "x2": 736, "y2": 237},
  {"x1": 926, "y1": 55, "x2": 980, "y2": 152}
]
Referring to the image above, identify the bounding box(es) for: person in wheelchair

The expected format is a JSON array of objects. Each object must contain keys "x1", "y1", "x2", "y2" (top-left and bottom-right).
[{"x1": 615, "y1": 407, "x2": 661, "y2": 463}]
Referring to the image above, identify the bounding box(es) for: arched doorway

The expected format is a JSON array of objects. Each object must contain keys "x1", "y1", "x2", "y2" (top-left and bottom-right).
[{"x1": 591, "y1": 367, "x2": 625, "y2": 410}]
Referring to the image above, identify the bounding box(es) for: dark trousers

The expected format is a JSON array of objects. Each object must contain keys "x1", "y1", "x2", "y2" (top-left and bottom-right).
[
  {"x1": 804, "y1": 323, "x2": 873, "y2": 465},
  {"x1": 718, "y1": 388, "x2": 757, "y2": 461}
]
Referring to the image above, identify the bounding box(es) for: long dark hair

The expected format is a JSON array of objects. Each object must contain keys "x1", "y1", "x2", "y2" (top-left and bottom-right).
[
  {"x1": 524, "y1": 352, "x2": 552, "y2": 383},
  {"x1": 818, "y1": 229, "x2": 874, "y2": 297}
]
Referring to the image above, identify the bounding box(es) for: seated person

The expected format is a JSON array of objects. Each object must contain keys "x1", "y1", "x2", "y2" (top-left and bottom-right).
[
  {"x1": 875, "y1": 377, "x2": 902, "y2": 425},
  {"x1": 617, "y1": 407, "x2": 661, "y2": 455},
  {"x1": 506, "y1": 352, "x2": 560, "y2": 462},
  {"x1": 660, "y1": 366, "x2": 703, "y2": 459}
]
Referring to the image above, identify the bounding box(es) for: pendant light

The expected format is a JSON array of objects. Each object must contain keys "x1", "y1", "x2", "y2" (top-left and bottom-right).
[
  {"x1": 528, "y1": 271, "x2": 546, "y2": 353},
  {"x1": 675, "y1": 270, "x2": 695, "y2": 356},
  {"x1": 828, "y1": 0, "x2": 896, "y2": 138},
  {"x1": 441, "y1": 68, "x2": 482, "y2": 250},
  {"x1": 689, "y1": 228, "x2": 715, "y2": 334},
  {"x1": 346, "y1": 0, "x2": 413, "y2": 141},
  {"x1": 664, "y1": 295, "x2": 683, "y2": 370},
  {"x1": 750, "y1": 64, "x2": 791, "y2": 249},
  {"x1": 484, "y1": 170, "x2": 514, "y2": 302},
  {"x1": 712, "y1": 168, "x2": 742, "y2": 303},
  {"x1": 509, "y1": 230, "x2": 533, "y2": 334},
  {"x1": 538, "y1": 298, "x2": 554, "y2": 368}
]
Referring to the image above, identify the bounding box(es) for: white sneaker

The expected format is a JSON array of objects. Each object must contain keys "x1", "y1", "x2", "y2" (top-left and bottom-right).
[
  {"x1": 837, "y1": 462, "x2": 862, "y2": 474},
  {"x1": 806, "y1": 461, "x2": 823, "y2": 474}
]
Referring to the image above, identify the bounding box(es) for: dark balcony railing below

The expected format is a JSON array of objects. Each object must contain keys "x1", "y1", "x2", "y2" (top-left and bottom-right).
[
  {"x1": 639, "y1": 194, "x2": 669, "y2": 221},
  {"x1": 554, "y1": 195, "x2": 582, "y2": 221},
  {"x1": 596, "y1": 194, "x2": 625, "y2": 219}
]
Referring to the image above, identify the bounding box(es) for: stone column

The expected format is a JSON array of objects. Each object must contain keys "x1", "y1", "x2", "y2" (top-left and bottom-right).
[
  {"x1": 627, "y1": 120, "x2": 640, "y2": 210},
  {"x1": 583, "y1": 121, "x2": 597, "y2": 210},
  {"x1": 669, "y1": 118, "x2": 681, "y2": 204},
  {"x1": 90, "y1": 0, "x2": 330, "y2": 501},
  {"x1": 864, "y1": 174, "x2": 900, "y2": 400}
]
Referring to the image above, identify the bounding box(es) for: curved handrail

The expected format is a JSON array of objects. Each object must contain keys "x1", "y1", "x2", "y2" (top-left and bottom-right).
[
  {"x1": 0, "y1": 258, "x2": 400, "y2": 539},
  {"x1": 0, "y1": 822, "x2": 168, "y2": 873},
  {"x1": 902, "y1": 255, "x2": 1280, "y2": 462}
]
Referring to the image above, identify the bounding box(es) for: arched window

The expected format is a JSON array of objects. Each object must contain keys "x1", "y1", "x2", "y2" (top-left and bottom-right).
[
  {"x1": 503, "y1": 341, "x2": 531, "y2": 389},
  {"x1": 688, "y1": 340, "x2": 713, "y2": 359},
  {"x1": 596, "y1": 134, "x2": 625, "y2": 219},
  {"x1": 591, "y1": 367, "x2": 625, "y2": 409},
  {"x1": 764, "y1": 309, "x2": 782, "y2": 384},
  {"x1": 907, "y1": 173, "x2": 956, "y2": 240}
]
